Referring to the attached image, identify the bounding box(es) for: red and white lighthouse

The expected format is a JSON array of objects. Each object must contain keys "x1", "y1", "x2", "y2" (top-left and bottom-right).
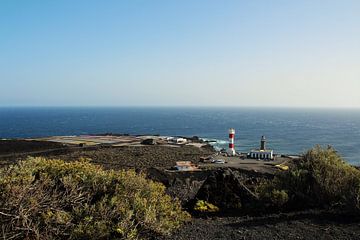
[{"x1": 227, "y1": 128, "x2": 236, "y2": 156}]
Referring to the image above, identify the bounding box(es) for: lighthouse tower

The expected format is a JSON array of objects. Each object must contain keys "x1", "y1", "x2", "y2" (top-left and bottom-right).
[
  {"x1": 260, "y1": 135, "x2": 266, "y2": 150},
  {"x1": 227, "y1": 128, "x2": 236, "y2": 156}
]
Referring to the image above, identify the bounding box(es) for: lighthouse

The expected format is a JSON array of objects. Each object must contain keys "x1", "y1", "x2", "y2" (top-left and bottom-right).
[
  {"x1": 260, "y1": 135, "x2": 266, "y2": 150},
  {"x1": 248, "y1": 135, "x2": 274, "y2": 160},
  {"x1": 227, "y1": 128, "x2": 236, "y2": 156}
]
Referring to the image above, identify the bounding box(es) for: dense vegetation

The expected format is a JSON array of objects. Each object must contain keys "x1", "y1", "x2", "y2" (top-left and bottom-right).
[
  {"x1": 258, "y1": 146, "x2": 360, "y2": 211},
  {"x1": 0, "y1": 157, "x2": 190, "y2": 240}
]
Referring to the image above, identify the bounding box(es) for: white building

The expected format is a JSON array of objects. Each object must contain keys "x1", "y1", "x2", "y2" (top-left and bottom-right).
[
  {"x1": 166, "y1": 137, "x2": 187, "y2": 144},
  {"x1": 249, "y1": 149, "x2": 274, "y2": 160},
  {"x1": 174, "y1": 137, "x2": 187, "y2": 144},
  {"x1": 248, "y1": 136, "x2": 274, "y2": 160}
]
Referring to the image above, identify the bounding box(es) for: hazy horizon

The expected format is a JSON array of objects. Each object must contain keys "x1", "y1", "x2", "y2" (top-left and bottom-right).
[
  {"x1": 0, "y1": 105, "x2": 360, "y2": 111},
  {"x1": 1, "y1": 1, "x2": 360, "y2": 108}
]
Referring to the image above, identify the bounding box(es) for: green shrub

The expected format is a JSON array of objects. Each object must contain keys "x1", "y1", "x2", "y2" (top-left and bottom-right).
[
  {"x1": 256, "y1": 180, "x2": 289, "y2": 207},
  {"x1": 269, "y1": 189, "x2": 289, "y2": 207},
  {"x1": 193, "y1": 200, "x2": 219, "y2": 212},
  {"x1": 261, "y1": 146, "x2": 360, "y2": 211},
  {"x1": 301, "y1": 145, "x2": 360, "y2": 209},
  {"x1": 255, "y1": 146, "x2": 360, "y2": 212},
  {"x1": 0, "y1": 157, "x2": 190, "y2": 239}
]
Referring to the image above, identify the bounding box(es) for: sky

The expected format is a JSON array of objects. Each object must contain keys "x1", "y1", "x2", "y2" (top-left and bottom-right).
[{"x1": 1, "y1": 0, "x2": 360, "y2": 108}]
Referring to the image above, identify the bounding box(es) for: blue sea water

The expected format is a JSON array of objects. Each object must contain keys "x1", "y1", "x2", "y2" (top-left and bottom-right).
[{"x1": 0, "y1": 107, "x2": 360, "y2": 165}]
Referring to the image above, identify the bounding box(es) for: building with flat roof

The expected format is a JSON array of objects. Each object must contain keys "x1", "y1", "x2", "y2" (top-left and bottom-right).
[{"x1": 248, "y1": 136, "x2": 274, "y2": 160}]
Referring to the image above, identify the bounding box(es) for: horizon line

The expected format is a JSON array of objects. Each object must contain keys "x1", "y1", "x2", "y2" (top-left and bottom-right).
[{"x1": 1, "y1": 105, "x2": 360, "y2": 110}]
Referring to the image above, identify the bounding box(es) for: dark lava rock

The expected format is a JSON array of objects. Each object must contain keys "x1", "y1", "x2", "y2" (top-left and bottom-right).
[
  {"x1": 200, "y1": 144, "x2": 216, "y2": 152},
  {"x1": 145, "y1": 168, "x2": 211, "y2": 205},
  {"x1": 0, "y1": 140, "x2": 66, "y2": 155},
  {"x1": 167, "y1": 177, "x2": 206, "y2": 204},
  {"x1": 186, "y1": 136, "x2": 203, "y2": 143},
  {"x1": 194, "y1": 169, "x2": 260, "y2": 210},
  {"x1": 146, "y1": 168, "x2": 266, "y2": 211},
  {"x1": 191, "y1": 136, "x2": 200, "y2": 141},
  {"x1": 141, "y1": 138, "x2": 157, "y2": 145}
]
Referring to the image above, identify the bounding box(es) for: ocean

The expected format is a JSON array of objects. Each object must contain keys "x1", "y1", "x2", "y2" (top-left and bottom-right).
[{"x1": 0, "y1": 107, "x2": 359, "y2": 165}]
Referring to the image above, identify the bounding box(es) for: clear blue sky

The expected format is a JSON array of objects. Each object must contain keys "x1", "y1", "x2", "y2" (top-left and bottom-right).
[{"x1": 1, "y1": 0, "x2": 359, "y2": 107}]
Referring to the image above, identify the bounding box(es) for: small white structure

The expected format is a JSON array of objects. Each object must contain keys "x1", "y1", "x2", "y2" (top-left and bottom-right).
[
  {"x1": 249, "y1": 136, "x2": 274, "y2": 160},
  {"x1": 175, "y1": 137, "x2": 187, "y2": 144},
  {"x1": 166, "y1": 137, "x2": 187, "y2": 144},
  {"x1": 227, "y1": 128, "x2": 236, "y2": 156}
]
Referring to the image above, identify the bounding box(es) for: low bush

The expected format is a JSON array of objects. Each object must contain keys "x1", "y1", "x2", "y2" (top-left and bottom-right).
[
  {"x1": 258, "y1": 146, "x2": 360, "y2": 211},
  {"x1": 300, "y1": 145, "x2": 360, "y2": 210},
  {"x1": 256, "y1": 181, "x2": 289, "y2": 208},
  {"x1": 0, "y1": 157, "x2": 190, "y2": 239},
  {"x1": 193, "y1": 200, "x2": 219, "y2": 212}
]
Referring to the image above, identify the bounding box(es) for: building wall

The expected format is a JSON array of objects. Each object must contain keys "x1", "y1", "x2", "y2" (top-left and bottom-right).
[{"x1": 249, "y1": 150, "x2": 273, "y2": 160}]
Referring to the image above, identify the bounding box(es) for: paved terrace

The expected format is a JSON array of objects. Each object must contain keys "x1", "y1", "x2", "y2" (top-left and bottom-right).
[{"x1": 199, "y1": 154, "x2": 299, "y2": 174}]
